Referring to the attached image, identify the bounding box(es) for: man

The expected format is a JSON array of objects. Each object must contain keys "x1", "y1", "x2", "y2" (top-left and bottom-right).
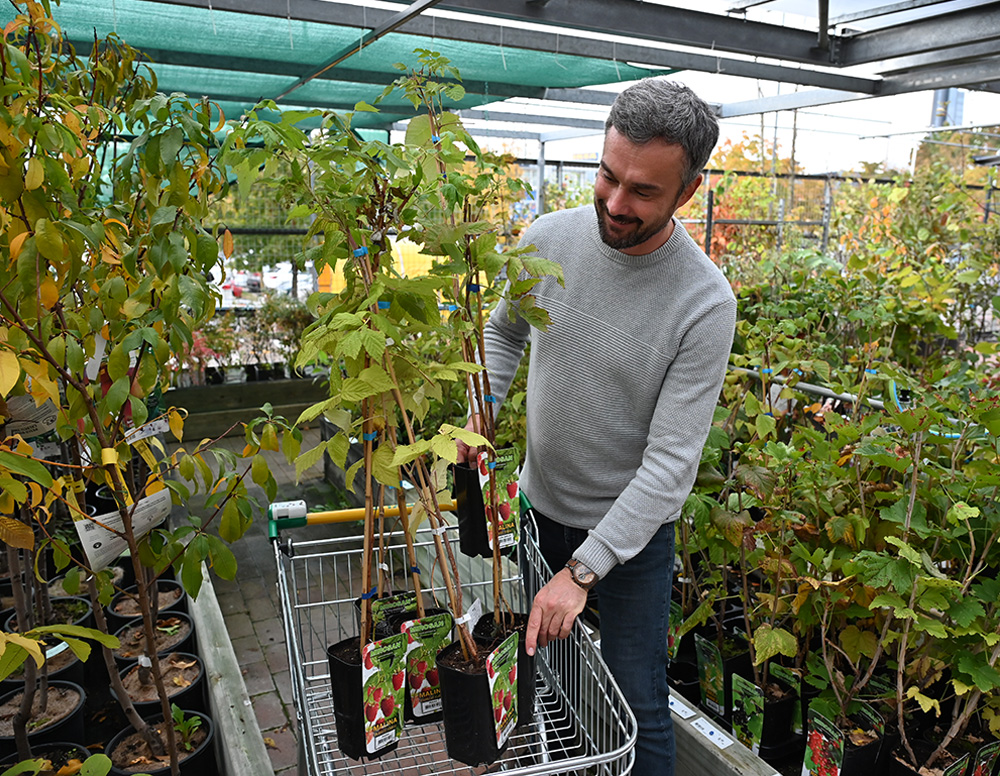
[{"x1": 458, "y1": 78, "x2": 736, "y2": 775}]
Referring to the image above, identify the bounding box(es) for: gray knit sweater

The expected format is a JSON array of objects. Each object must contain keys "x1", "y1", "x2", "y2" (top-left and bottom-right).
[{"x1": 483, "y1": 205, "x2": 736, "y2": 579}]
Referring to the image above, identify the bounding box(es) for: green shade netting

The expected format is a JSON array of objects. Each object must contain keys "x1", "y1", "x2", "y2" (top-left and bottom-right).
[{"x1": 2, "y1": 0, "x2": 660, "y2": 128}]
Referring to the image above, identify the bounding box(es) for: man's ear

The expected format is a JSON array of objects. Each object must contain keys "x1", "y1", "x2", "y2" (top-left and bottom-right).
[{"x1": 676, "y1": 174, "x2": 703, "y2": 211}]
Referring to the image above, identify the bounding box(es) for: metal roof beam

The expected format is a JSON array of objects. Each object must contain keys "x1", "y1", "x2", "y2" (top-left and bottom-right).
[
  {"x1": 830, "y1": 0, "x2": 957, "y2": 27},
  {"x1": 433, "y1": 0, "x2": 834, "y2": 65},
  {"x1": 719, "y1": 88, "x2": 870, "y2": 117},
  {"x1": 456, "y1": 109, "x2": 607, "y2": 131},
  {"x1": 838, "y1": 5, "x2": 1000, "y2": 66},
  {"x1": 878, "y1": 57, "x2": 1000, "y2": 94},
  {"x1": 142, "y1": 0, "x2": 876, "y2": 92}
]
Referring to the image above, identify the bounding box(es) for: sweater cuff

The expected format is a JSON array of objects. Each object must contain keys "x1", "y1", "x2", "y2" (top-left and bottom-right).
[{"x1": 572, "y1": 537, "x2": 619, "y2": 580}]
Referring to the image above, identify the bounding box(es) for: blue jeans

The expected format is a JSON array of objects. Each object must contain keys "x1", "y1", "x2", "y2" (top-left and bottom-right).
[{"x1": 530, "y1": 509, "x2": 676, "y2": 776}]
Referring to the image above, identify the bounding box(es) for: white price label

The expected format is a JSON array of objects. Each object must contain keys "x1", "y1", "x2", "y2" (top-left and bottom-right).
[
  {"x1": 690, "y1": 717, "x2": 734, "y2": 750},
  {"x1": 73, "y1": 488, "x2": 172, "y2": 571},
  {"x1": 668, "y1": 695, "x2": 696, "y2": 719}
]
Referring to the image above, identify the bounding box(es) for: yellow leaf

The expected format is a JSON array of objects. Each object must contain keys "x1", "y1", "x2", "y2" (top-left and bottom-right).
[
  {"x1": 212, "y1": 103, "x2": 226, "y2": 133},
  {"x1": 0, "y1": 350, "x2": 19, "y2": 397},
  {"x1": 27, "y1": 481, "x2": 42, "y2": 507},
  {"x1": 264, "y1": 737, "x2": 279, "y2": 750},
  {"x1": 0, "y1": 632, "x2": 45, "y2": 666},
  {"x1": 24, "y1": 157, "x2": 43, "y2": 190},
  {"x1": 0, "y1": 515, "x2": 34, "y2": 549},
  {"x1": 222, "y1": 228, "x2": 234, "y2": 259},
  {"x1": 168, "y1": 408, "x2": 184, "y2": 442},
  {"x1": 9, "y1": 231, "x2": 28, "y2": 259},
  {"x1": 39, "y1": 276, "x2": 58, "y2": 309}
]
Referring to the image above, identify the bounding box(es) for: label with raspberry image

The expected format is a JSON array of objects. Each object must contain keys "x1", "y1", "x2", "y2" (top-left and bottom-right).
[
  {"x1": 801, "y1": 709, "x2": 843, "y2": 776},
  {"x1": 476, "y1": 448, "x2": 520, "y2": 551},
  {"x1": 973, "y1": 741, "x2": 1000, "y2": 776},
  {"x1": 401, "y1": 612, "x2": 453, "y2": 717},
  {"x1": 486, "y1": 632, "x2": 519, "y2": 748},
  {"x1": 371, "y1": 591, "x2": 418, "y2": 627},
  {"x1": 361, "y1": 633, "x2": 407, "y2": 753},
  {"x1": 693, "y1": 633, "x2": 725, "y2": 717}
]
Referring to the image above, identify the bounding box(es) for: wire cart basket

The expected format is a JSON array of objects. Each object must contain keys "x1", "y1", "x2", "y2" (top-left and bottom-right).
[{"x1": 270, "y1": 507, "x2": 637, "y2": 775}]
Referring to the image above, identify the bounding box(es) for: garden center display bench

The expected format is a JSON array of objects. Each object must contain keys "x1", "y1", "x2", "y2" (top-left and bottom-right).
[{"x1": 269, "y1": 508, "x2": 637, "y2": 775}]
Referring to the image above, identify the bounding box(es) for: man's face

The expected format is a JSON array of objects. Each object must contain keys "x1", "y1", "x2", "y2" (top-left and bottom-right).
[{"x1": 593, "y1": 127, "x2": 701, "y2": 255}]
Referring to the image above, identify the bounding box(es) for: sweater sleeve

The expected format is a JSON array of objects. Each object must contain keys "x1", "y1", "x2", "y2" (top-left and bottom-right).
[
  {"x1": 572, "y1": 295, "x2": 736, "y2": 578},
  {"x1": 480, "y1": 296, "x2": 531, "y2": 410}
]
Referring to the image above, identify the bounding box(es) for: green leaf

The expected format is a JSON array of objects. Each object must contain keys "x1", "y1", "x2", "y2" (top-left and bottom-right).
[
  {"x1": 957, "y1": 654, "x2": 1000, "y2": 692},
  {"x1": 391, "y1": 440, "x2": 432, "y2": 467},
  {"x1": 207, "y1": 535, "x2": 238, "y2": 580},
  {"x1": 0, "y1": 451, "x2": 53, "y2": 488},
  {"x1": 251, "y1": 453, "x2": 269, "y2": 487},
  {"x1": 839, "y1": 624, "x2": 877, "y2": 664},
  {"x1": 295, "y1": 443, "x2": 326, "y2": 481},
  {"x1": 30, "y1": 623, "x2": 120, "y2": 648},
  {"x1": 371, "y1": 445, "x2": 398, "y2": 488},
  {"x1": 181, "y1": 553, "x2": 204, "y2": 600},
  {"x1": 755, "y1": 413, "x2": 776, "y2": 439},
  {"x1": 81, "y1": 754, "x2": 113, "y2": 776},
  {"x1": 752, "y1": 624, "x2": 797, "y2": 665}
]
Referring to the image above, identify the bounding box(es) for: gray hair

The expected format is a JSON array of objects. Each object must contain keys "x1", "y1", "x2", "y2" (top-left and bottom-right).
[{"x1": 606, "y1": 79, "x2": 719, "y2": 187}]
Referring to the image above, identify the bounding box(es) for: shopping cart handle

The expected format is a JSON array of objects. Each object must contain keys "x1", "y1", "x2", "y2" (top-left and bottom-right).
[{"x1": 267, "y1": 499, "x2": 458, "y2": 539}]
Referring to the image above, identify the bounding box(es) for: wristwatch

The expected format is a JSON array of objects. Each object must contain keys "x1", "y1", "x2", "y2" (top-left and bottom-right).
[{"x1": 565, "y1": 559, "x2": 599, "y2": 590}]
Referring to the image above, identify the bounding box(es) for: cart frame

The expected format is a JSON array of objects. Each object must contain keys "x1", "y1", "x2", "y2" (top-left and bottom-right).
[{"x1": 271, "y1": 516, "x2": 637, "y2": 775}]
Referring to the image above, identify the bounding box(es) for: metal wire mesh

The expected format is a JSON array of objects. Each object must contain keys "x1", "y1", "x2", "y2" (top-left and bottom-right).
[{"x1": 273, "y1": 522, "x2": 636, "y2": 776}]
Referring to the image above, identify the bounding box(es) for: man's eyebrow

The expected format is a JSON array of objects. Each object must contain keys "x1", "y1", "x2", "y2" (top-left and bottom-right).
[{"x1": 599, "y1": 161, "x2": 663, "y2": 192}]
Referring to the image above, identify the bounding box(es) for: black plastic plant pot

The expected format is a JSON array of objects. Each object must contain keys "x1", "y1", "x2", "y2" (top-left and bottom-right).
[
  {"x1": 106, "y1": 710, "x2": 216, "y2": 776},
  {"x1": 667, "y1": 658, "x2": 702, "y2": 706},
  {"x1": 473, "y1": 612, "x2": 536, "y2": 727},
  {"x1": 452, "y1": 463, "x2": 491, "y2": 559},
  {"x1": 112, "y1": 613, "x2": 196, "y2": 669},
  {"x1": 437, "y1": 641, "x2": 507, "y2": 767},
  {"x1": 0, "y1": 640, "x2": 85, "y2": 697},
  {"x1": 0, "y1": 741, "x2": 90, "y2": 772},
  {"x1": 326, "y1": 636, "x2": 398, "y2": 762},
  {"x1": 117, "y1": 652, "x2": 207, "y2": 717},
  {"x1": 106, "y1": 580, "x2": 188, "y2": 635},
  {"x1": 840, "y1": 734, "x2": 883, "y2": 776},
  {"x1": 0, "y1": 680, "x2": 87, "y2": 760}
]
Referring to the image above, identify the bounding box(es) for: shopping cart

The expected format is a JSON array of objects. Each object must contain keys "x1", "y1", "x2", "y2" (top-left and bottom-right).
[{"x1": 270, "y1": 501, "x2": 637, "y2": 775}]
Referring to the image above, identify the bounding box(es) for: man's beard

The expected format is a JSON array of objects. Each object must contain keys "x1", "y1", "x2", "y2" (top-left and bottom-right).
[{"x1": 594, "y1": 199, "x2": 672, "y2": 251}]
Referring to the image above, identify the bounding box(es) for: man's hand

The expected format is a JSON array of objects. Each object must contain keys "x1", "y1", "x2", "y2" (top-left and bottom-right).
[
  {"x1": 525, "y1": 568, "x2": 588, "y2": 656},
  {"x1": 455, "y1": 413, "x2": 482, "y2": 465}
]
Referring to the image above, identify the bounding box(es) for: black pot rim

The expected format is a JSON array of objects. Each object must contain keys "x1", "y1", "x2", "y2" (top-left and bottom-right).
[
  {"x1": 106, "y1": 709, "x2": 214, "y2": 776},
  {"x1": 0, "y1": 680, "x2": 87, "y2": 742}
]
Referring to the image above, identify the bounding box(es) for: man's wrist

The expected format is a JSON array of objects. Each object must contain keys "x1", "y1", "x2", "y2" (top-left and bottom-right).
[{"x1": 565, "y1": 558, "x2": 599, "y2": 590}]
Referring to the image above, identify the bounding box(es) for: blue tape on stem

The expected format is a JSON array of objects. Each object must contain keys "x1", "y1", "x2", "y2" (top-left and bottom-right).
[
  {"x1": 353, "y1": 246, "x2": 368, "y2": 257},
  {"x1": 488, "y1": 461, "x2": 497, "y2": 470},
  {"x1": 377, "y1": 301, "x2": 391, "y2": 309},
  {"x1": 483, "y1": 395, "x2": 496, "y2": 403},
  {"x1": 410, "y1": 566, "x2": 421, "y2": 575},
  {"x1": 793, "y1": 369, "x2": 803, "y2": 375},
  {"x1": 363, "y1": 432, "x2": 377, "y2": 441},
  {"x1": 447, "y1": 304, "x2": 458, "y2": 311},
  {"x1": 431, "y1": 134, "x2": 440, "y2": 142},
  {"x1": 468, "y1": 283, "x2": 480, "y2": 293},
  {"x1": 865, "y1": 368, "x2": 877, "y2": 375},
  {"x1": 761, "y1": 368, "x2": 773, "y2": 374},
  {"x1": 361, "y1": 586, "x2": 378, "y2": 599},
  {"x1": 765, "y1": 412, "x2": 774, "y2": 417}
]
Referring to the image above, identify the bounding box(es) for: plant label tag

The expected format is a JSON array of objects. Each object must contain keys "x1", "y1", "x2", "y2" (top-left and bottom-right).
[
  {"x1": 487, "y1": 632, "x2": 518, "y2": 748},
  {"x1": 668, "y1": 695, "x2": 696, "y2": 719},
  {"x1": 73, "y1": 487, "x2": 171, "y2": 572},
  {"x1": 802, "y1": 709, "x2": 844, "y2": 776},
  {"x1": 693, "y1": 633, "x2": 725, "y2": 716},
  {"x1": 667, "y1": 600, "x2": 682, "y2": 662},
  {"x1": 768, "y1": 664, "x2": 803, "y2": 734},
  {"x1": 973, "y1": 741, "x2": 1000, "y2": 776},
  {"x1": 401, "y1": 612, "x2": 452, "y2": 718},
  {"x1": 476, "y1": 448, "x2": 520, "y2": 550},
  {"x1": 690, "y1": 716, "x2": 733, "y2": 749},
  {"x1": 943, "y1": 754, "x2": 970, "y2": 776},
  {"x1": 371, "y1": 591, "x2": 418, "y2": 627},
  {"x1": 730, "y1": 674, "x2": 764, "y2": 753},
  {"x1": 362, "y1": 633, "x2": 407, "y2": 753},
  {"x1": 3, "y1": 395, "x2": 58, "y2": 438}
]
